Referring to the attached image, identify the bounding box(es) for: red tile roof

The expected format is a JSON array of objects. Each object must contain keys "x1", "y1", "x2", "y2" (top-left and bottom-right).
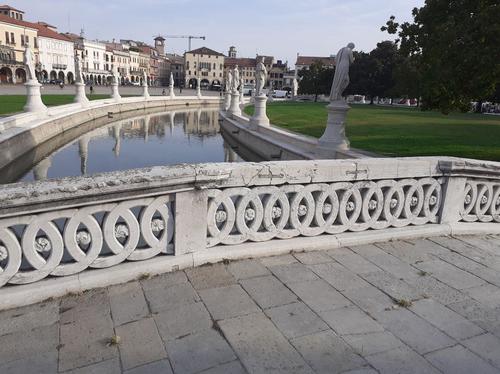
[
  {"x1": 296, "y1": 56, "x2": 335, "y2": 67},
  {"x1": 225, "y1": 57, "x2": 256, "y2": 68},
  {"x1": 0, "y1": 5, "x2": 24, "y2": 13},
  {"x1": 0, "y1": 14, "x2": 71, "y2": 42},
  {"x1": 187, "y1": 46, "x2": 224, "y2": 57},
  {"x1": 0, "y1": 13, "x2": 37, "y2": 29}
]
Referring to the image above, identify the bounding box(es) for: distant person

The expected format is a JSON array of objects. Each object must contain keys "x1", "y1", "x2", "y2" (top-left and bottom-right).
[
  {"x1": 162, "y1": 88, "x2": 166, "y2": 96},
  {"x1": 90, "y1": 85, "x2": 94, "y2": 95},
  {"x1": 179, "y1": 85, "x2": 183, "y2": 94}
]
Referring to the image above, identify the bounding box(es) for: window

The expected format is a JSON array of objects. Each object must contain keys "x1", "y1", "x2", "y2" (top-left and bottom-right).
[
  {"x1": 20, "y1": 34, "x2": 24, "y2": 46},
  {"x1": 213, "y1": 63, "x2": 216, "y2": 69},
  {"x1": 10, "y1": 32, "x2": 14, "y2": 44},
  {"x1": 5, "y1": 31, "x2": 8, "y2": 44},
  {"x1": 25, "y1": 35, "x2": 29, "y2": 46}
]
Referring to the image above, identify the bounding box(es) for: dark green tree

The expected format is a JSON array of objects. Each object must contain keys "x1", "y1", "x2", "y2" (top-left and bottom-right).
[
  {"x1": 382, "y1": 0, "x2": 500, "y2": 113},
  {"x1": 297, "y1": 61, "x2": 334, "y2": 102}
]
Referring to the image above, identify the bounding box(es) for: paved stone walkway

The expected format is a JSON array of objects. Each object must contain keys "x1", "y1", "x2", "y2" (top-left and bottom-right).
[{"x1": 1, "y1": 235, "x2": 500, "y2": 373}]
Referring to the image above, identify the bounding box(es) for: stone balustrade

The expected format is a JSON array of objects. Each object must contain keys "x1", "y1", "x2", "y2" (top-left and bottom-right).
[{"x1": 0, "y1": 157, "x2": 499, "y2": 308}]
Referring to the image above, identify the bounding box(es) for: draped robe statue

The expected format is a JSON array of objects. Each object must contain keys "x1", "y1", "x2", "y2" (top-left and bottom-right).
[
  {"x1": 75, "y1": 55, "x2": 84, "y2": 83},
  {"x1": 143, "y1": 70, "x2": 148, "y2": 86},
  {"x1": 255, "y1": 57, "x2": 267, "y2": 96},
  {"x1": 24, "y1": 43, "x2": 37, "y2": 81},
  {"x1": 233, "y1": 65, "x2": 240, "y2": 92},
  {"x1": 226, "y1": 70, "x2": 233, "y2": 93},
  {"x1": 170, "y1": 72, "x2": 174, "y2": 87},
  {"x1": 329, "y1": 43, "x2": 355, "y2": 101}
]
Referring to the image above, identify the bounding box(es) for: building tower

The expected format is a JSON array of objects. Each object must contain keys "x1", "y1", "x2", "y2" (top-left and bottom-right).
[
  {"x1": 228, "y1": 46, "x2": 237, "y2": 58},
  {"x1": 154, "y1": 36, "x2": 166, "y2": 55}
]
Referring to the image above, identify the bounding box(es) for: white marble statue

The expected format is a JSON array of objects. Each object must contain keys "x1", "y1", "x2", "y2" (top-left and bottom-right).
[
  {"x1": 112, "y1": 65, "x2": 119, "y2": 84},
  {"x1": 226, "y1": 70, "x2": 233, "y2": 93},
  {"x1": 170, "y1": 72, "x2": 174, "y2": 87},
  {"x1": 292, "y1": 77, "x2": 298, "y2": 97},
  {"x1": 233, "y1": 65, "x2": 240, "y2": 92},
  {"x1": 255, "y1": 56, "x2": 267, "y2": 97},
  {"x1": 143, "y1": 70, "x2": 148, "y2": 86},
  {"x1": 329, "y1": 42, "x2": 355, "y2": 101},
  {"x1": 23, "y1": 43, "x2": 37, "y2": 82},
  {"x1": 75, "y1": 55, "x2": 84, "y2": 83}
]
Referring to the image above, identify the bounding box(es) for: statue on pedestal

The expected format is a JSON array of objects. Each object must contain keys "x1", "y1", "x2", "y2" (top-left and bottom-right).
[
  {"x1": 329, "y1": 43, "x2": 355, "y2": 101},
  {"x1": 292, "y1": 77, "x2": 298, "y2": 98},
  {"x1": 255, "y1": 56, "x2": 267, "y2": 97},
  {"x1": 233, "y1": 65, "x2": 240, "y2": 92},
  {"x1": 75, "y1": 55, "x2": 84, "y2": 83},
  {"x1": 170, "y1": 72, "x2": 174, "y2": 87},
  {"x1": 143, "y1": 70, "x2": 148, "y2": 86},
  {"x1": 226, "y1": 70, "x2": 233, "y2": 93},
  {"x1": 23, "y1": 43, "x2": 37, "y2": 82}
]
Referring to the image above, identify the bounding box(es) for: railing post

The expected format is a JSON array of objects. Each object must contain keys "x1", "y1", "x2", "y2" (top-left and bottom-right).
[
  {"x1": 439, "y1": 176, "x2": 466, "y2": 224},
  {"x1": 174, "y1": 189, "x2": 208, "y2": 255}
]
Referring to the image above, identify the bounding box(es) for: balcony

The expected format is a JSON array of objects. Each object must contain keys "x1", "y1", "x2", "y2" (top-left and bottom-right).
[{"x1": 53, "y1": 63, "x2": 67, "y2": 70}]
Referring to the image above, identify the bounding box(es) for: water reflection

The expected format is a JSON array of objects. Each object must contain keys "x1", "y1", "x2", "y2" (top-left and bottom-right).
[{"x1": 2, "y1": 108, "x2": 243, "y2": 184}]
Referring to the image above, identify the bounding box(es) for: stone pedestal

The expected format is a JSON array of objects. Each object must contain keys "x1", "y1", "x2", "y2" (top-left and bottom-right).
[
  {"x1": 111, "y1": 82, "x2": 121, "y2": 101},
  {"x1": 224, "y1": 92, "x2": 231, "y2": 111},
  {"x1": 316, "y1": 100, "x2": 350, "y2": 152},
  {"x1": 239, "y1": 89, "x2": 244, "y2": 104},
  {"x1": 249, "y1": 95, "x2": 270, "y2": 129},
  {"x1": 24, "y1": 80, "x2": 47, "y2": 113},
  {"x1": 228, "y1": 91, "x2": 241, "y2": 116},
  {"x1": 169, "y1": 85, "x2": 175, "y2": 99},
  {"x1": 142, "y1": 84, "x2": 150, "y2": 100},
  {"x1": 74, "y1": 82, "x2": 89, "y2": 107}
]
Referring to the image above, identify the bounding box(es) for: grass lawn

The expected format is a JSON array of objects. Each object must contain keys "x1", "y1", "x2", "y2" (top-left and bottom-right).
[
  {"x1": 0, "y1": 95, "x2": 109, "y2": 116},
  {"x1": 244, "y1": 102, "x2": 500, "y2": 161}
]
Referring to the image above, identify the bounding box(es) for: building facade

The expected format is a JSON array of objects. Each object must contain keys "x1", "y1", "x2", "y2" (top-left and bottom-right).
[
  {"x1": 295, "y1": 54, "x2": 335, "y2": 73},
  {"x1": 184, "y1": 47, "x2": 224, "y2": 89},
  {"x1": 0, "y1": 13, "x2": 39, "y2": 83},
  {"x1": 35, "y1": 23, "x2": 75, "y2": 83}
]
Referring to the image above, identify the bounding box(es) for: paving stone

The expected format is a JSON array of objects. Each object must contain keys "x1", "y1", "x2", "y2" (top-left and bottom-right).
[
  {"x1": 240, "y1": 275, "x2": 298, "y2": 309},
  {"x1": 154, "y1": 301, "x2": 212, "y2": 341},
  {"x1": 198, "y1": 360, "x2": 246, "y2": 374},
  {"x1": 431, "y1": 236, "x2": 500, "y2": 270},
  {"x1": 466, "y1": 283, "x2": 500, "y2": 309},
  {"x1": 361, "y1": 271, "x2": 421, "y2": 301},
  {"x1": 436, "y1": 251, "x2": 500, "y2": 287},
  {"x1": 414, "y1": 260, "x2": 485, "y2": 290},
  {"x1": 342, "y1": 284, "x2": 395, "y2": 315},
  {"x1": 219, "y1": 312, "x2": 313, "y2": 373},
  {"x1": 0, "y1": 351, "x2": 58, "y2": 374},
  {"x1": 115, "y1": 317, "x2": 167, "y2": 370},
  {"x1": 185, "y1": 263, "x2": 236, "y2": 290},
  {"x1": 462, "y1": 333, "x2": 500, "y2": 369},
  {"x1": 260, "y1": 254, "x2": 298, "y2": 267},
  {"x1": 309, "y1": 262, "x2": 368, "y2": 291},
  {"x1": 375, "y1": 308, "x2": 455, "y2": 355},
  {"x1": 60, "y1": 289, "x2": 110, "y2": 324},
  {"x1": 411, "y1": 275, "x2": 469, "y2": 305},
  {"x1": 109, "y1": 281, "x2": 149, "y2": 326},
  {"x1": 199, "y1": 284, "x2": 260, "y2": 320},
  {"x1": 293, "y1": 251, "x2": 333, "y2": 265},
  {"x1": 0, "y1": 300, "x2": 59, "y2": 336},
  {"x1": 59, "y1": 297, "x2": 117, "y2": 372},
  {"x1": 425, "y1": 344, "x2": 499, "y2": 374},
  {"x1": 452, "y1": 236, "x2": 500, "y2": 264},
  {"x1": 375, "y1": 239, "x2": 446, "y2": 264},
  {"x1": 166, "y1": 328, "x2": 236, "y2": 374},
  {"x1": 291, "y1": 330, "x2": 366, "y2": 374},
  {"x1": 365, "y1": 346, "x2": 440, "y2": 374},
  {"x1": 63, "y1": 358, "x2": 121, "y2": 374},
  {"x1": 327, "y1": 247, "x2": 380, "y2": 274},
  {"x1": 124, "y1": 359, "x2": 173, "y2": 374},
  {"x1": 265, "y1": 302, "x2": 329, "y2": 339},
  {"x1": 319, "y1": 305, "x2": 384, "y2": 336},
  {"x1": 144, "y1": 282, "x2": 200, "y2": 313},
  {"x1": 228, "y1": 259, "x2": 270, "y2": 280},
  {"x1": 287, "y1": 279, "x2": 351, "y2": 313},
  {"x1": 269, "y1": 262, "x2": 320, "y2": 284},
  {"x1": 340, "y1": 369, "x2": 378, "y2": 374},
  {"x1": 350, "y1": 244, "x2": 421, "y2": 282},
  {"x1": 410, "y1": 299, "x2": 484, "y2": 340},
  {"x1": 140, "y1": 271, "x2": 188, "y2": 291},
  {"x1": 342, "y1": 331, "x2": 403, "y2": 356},
  {"x1": 447, "y1": 298, "x2": 500, "y2": 332}
]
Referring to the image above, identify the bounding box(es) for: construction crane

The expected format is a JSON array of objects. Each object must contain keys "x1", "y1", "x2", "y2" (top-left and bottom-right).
[{"x1": 162, "y1": 35, "x2": 206, "y2": 52}]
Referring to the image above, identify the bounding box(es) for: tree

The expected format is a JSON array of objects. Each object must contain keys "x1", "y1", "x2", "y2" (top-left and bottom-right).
[
  {"x1": 298, "y1": 61, "x2": 334, "y2": 102},
  {"x1": 382, "y1": 0, "x2": 500, "y2": 113},
  {"x1": 391, "y1": 54, "x2": 423, "y2": 105}
]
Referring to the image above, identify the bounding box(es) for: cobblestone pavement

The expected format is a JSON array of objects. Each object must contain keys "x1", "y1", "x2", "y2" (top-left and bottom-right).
[{"x1": 1, "y1": 235, "x2": 500, "y2": 373}]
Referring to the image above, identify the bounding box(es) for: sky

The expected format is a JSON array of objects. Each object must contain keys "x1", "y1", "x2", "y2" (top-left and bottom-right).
[{"x1": 8, "y1": 0, "x2": 425, "y2": 65}]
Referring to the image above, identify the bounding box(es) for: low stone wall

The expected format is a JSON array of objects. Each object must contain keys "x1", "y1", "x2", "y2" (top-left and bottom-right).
[
  {"x1": 0, "y1": 156, "x2": 499, "y2": 309},
  {"x1": 220, "y1": 110, "x2": 375, "y2": 161},
  {"x1": 0, "y1": 96, "x2": 220, "y2": 170}
]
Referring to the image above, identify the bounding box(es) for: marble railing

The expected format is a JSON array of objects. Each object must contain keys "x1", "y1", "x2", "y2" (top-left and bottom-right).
[{"x1": 0, "y1": 157, "x2": 499, "y2": 299}]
